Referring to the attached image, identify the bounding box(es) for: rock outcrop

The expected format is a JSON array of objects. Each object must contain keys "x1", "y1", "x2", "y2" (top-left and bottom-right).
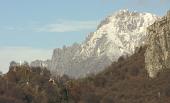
[
  {"x1": 30, "y1": 60, "x2": 51, "y2": 68},
  {"x1": 145, "y1": 10, "x2": 170, "y2": 78}
]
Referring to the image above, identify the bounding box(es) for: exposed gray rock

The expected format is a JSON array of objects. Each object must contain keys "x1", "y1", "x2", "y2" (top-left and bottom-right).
[
  {"x1": 145, "y1": 10, "x2": 170, "y2": 78},
  {"x1": 50, "y1": 10, "x2": 158, "y2": 78},
  {"x1": 0, "y1": 71, "x2": 2, "y2": 76},
  {"x1": 30, "y1": 60, "x2": 51, "y2": 68}
]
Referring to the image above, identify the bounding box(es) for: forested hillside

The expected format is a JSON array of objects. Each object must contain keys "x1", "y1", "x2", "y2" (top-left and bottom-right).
[
  {"x1": 1, "y1": 46, "x2": 170, "y2": 103},
  {"x1": 67, "y1": 46, "x2": 170, "y2": 103}
]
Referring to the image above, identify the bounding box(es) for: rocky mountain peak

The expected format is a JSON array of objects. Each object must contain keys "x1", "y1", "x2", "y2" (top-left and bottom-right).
[
  {"x1": 50, "y1": 10, "x2": 158, "y2": 78},
  {"x1": 97, "y1": 9, "x2": 151, "y2": 29}
]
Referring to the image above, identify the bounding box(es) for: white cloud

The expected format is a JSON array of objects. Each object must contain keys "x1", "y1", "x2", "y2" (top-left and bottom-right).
[
  {"x1": 0, "y1": 20, "x2": 98, "y2": 33},
  {"x1": 4, "y1": 26, "x2": 16, "y2": 31},
  {"x1": 36, "y1": 20, "x2": 98, "y2": 32},
  {"x1": 0, "y1": 47, "x2": 52, "y2": 73}
]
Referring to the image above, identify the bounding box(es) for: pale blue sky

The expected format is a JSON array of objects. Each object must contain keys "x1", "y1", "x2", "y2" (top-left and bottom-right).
[
  {"x1": 0, "y1": 0, "x2": 169, "y2": 48},
  {"x1": 0, "y1": 0, "x2": 169, "y2": 72}
]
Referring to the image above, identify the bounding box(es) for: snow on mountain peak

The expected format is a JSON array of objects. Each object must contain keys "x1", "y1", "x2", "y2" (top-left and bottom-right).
[
  {"x1": 83, "y1": 10, "x2": 158, "y2": 58},
  {"x1": 50, "y1": 10, "x2": 159, "y2": 78}
]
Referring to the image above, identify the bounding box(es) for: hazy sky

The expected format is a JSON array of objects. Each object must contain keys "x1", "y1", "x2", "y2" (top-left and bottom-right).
[{"x1": 0, "y1": 0, "x2": 169, "y2": 73}]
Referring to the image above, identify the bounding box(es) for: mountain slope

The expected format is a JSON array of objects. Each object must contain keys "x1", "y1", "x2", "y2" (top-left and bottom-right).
[
  {"x1": 50, "y1": 10, "x2": 158, "y2": 78},
  {"x1": 145, "y1": 10, "x2": 170, "y2": 78},
  {"x1": 68, "y1": 46, "x2": 170, "y2": 103}
]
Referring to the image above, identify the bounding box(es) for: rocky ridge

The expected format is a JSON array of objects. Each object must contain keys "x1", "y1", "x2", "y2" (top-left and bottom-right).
[
  {"x1": 30, "y1": 60, "x2": 51, "y2": 68},
  {"x1": 145, "y1": 10, "x2": 170, "y2": 78},
  {"x1": 50, "y1": 10, "x2": 158, "y2": 78}
]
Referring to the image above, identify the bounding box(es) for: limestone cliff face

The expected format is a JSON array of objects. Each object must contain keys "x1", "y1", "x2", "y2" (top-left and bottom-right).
[{"x1": 145, "y1": 11, "x2": 170, "y2": 78}]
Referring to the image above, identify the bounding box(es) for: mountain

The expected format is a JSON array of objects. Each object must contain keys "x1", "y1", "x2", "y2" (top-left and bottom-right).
[
  {"x1": 1, "y1": 10, "x2": 170, "y2": 103},
  {"x1": 50, "y1": 10, "x2": 158, "y2": 78},
  {"x1": 30, "y1": 59, "x2": 51, "y2": 68},
  {"x1": 145, "y1": 10, "x2": 170, "y2": 78},
  {"x1": 3, "y1": 43, "x2": 170, "y2": 103}
]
